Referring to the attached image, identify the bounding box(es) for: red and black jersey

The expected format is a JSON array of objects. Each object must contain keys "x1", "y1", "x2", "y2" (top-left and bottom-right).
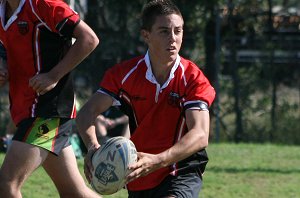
[
  {"x1": 0, "y1": 0, "x2": 80, "y2": 125},
  {"x1": 99, "y1": 51, "x2": 216, "y2": 191}
]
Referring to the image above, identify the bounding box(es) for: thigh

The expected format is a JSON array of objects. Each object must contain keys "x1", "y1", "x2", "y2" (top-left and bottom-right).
[
  {"x1": 0, "y1": 140, "x2": 48, "y2": 184},
  {"x1": 42, "y1": 145, "x2": 87, "y2": 194}
]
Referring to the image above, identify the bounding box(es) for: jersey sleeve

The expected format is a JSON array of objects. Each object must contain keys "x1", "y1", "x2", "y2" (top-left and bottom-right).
[
  {"x1": 33, "y1": 0, "x2": 80, "y2": 37},
  {"x1": 184, "y1": 68, "x2": 216, "y2": 109},
  {"x1": 99, "y1": 64, "x2": 124, "y2": 99}
]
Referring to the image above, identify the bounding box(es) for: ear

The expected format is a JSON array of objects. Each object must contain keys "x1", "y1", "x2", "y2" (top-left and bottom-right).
[{"x1": 141, "y1": 29, "x2": 150, "y2": 43}]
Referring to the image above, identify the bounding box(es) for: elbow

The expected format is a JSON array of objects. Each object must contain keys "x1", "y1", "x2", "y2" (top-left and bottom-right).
[
  {"x1": 198, "y1": 131, "x2": 209, "y2": 149},
  {"x1": 92, "y1": 34, "x2": 100, "y2": 49},
  {"x1": 87, "y1": 33, "x2": 99, "y2": 51},
  {"x1": 80, "y1": 29, "x2": 99, "y2": 53},
  {"x1": 201, "y1": 138, "x2": 209, "y2": 148}
]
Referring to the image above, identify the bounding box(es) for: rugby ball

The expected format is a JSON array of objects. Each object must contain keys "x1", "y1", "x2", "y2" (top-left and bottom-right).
[{"x1": 91, "y1": 136, "x2": 137, "y2": 195}]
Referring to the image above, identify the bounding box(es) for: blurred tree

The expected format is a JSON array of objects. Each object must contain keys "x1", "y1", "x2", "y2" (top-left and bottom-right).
[{"x1": 73, "y1": 0, "x2": 299, "y2": 144}]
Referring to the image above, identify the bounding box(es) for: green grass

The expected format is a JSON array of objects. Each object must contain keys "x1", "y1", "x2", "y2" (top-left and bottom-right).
[{"x1": 1, "y1": 143, "x2": 300, "y2": 198}]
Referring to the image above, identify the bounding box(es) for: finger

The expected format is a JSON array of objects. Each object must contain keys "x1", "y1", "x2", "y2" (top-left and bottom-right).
[
  {"x1": 84, "y1": 159, "x2": 93, "y2": 182},
  {"x1": 29, "y1": 81, "x2": 39, "y2": 91},
  {"x1": 39, "y1": 87, "x2": 49, "y2": 95},
  {"x1": 85, "y1": 150, "x2": 96, "y2": 173},
  {"x1": 128, "y1": 152, "x2": 144, "y2": 170},
  {"x1": 128, "y1": 161, "x2": 139, "y2": 170},
  {"x1": 88, "y1": 153, "x2": 95, "y2": 171},
  {"x1": 29, "y1": 76, "x2": 37, "y2": 87},
  {"x1": 137, "y1": 152, "x2": 144, "y2": 158},
  {"x1": 29, "y1": 73, "x2": 43, "y2": 87},
  {"x1": 126, "y1": 167, "x2": 143, "y2": 183},
  {"x1": 34, "y1": 85, "x2": 44, "y2": 94},
  {"x1": 84, "y1": 165, "x2": 92, "y2": 183}
]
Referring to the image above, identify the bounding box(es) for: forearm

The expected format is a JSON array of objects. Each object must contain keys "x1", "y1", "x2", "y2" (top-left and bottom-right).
[
  {"x1": 76, "y1": 106, "x2": 100, "y2": 150},
  {"x1": 49, "y1": 21, "x2": 99, "y2": 81},
  {"x1": 76, "y1": 92, "x2": 113, "y2": 149},
  {"x1": 127, "y1": 125, "x2": 209, "y2": 183},
  {"x1": 158, "y1": 110, "x2": 210, "y2": 168},
  {"x1": 115, "y1": 115, "x2": 129, "y2": 125},
  {"x1": 158, "y1": 128, "x2": 208, "y2": 168}
]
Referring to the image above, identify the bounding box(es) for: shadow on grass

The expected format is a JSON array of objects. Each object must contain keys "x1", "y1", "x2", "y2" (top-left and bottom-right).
[{"x1": 208, "y1": 167, "x2": 300, "y2": 174}]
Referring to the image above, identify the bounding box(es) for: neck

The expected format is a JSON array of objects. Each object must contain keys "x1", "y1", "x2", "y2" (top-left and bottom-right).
[
  {"x1": 150, "y1": 58, "x2": 174, "y2": 86},
  {"x1": 6, "y1": 0, "x2": 20, "y2": 18},
  {"x1": 147, "y1": 51, "x2": 176, "y2": 86}
]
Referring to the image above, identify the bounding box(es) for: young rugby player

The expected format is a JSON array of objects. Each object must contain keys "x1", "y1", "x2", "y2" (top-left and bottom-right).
[
  {"x1": 77, "y1": 0, "x2": 215, "y2": 197},
  {"x1": 0, "y1": 0, "x2": 101, "y2": 197}
]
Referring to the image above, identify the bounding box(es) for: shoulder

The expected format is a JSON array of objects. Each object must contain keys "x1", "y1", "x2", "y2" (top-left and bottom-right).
[
  {"x1": 179, "y1": 56, "x2": 206, "y2": 80},
  {"x1": 30, "y1": 0, "x2": 72, "y2": 13},
  {"x1": 119, "y1": 55, "x2": 145, "y2": 68},
  {"x1": 179, "y1": 56, "x2": 202, "y2": 71},
  {"x1": 109, "y1": 55, "x2": 146, "y2": 74}
]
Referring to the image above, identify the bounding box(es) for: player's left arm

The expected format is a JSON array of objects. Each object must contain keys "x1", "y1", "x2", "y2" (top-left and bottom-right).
[
  {"x1": 161, "y1": 109, "x2": 210, "y2": 165},
  {"x1": 29, "y1": 20, "x2": 99, "y2": 95},
  {"x1": 127, "y1": 109, "x2": 210, "y2": 182}
]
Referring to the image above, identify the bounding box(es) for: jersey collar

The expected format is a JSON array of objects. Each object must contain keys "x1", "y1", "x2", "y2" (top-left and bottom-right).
[
  {"x1": 1, "y1": 0, "x2": 26, "y2": 30},
  {"x1": 144, "y1": 50, "x2": 181, "y2": 90}
]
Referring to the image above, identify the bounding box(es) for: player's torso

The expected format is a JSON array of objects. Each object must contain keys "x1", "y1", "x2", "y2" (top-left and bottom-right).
[
  {"x1": 119, "y1": 60, "x2": 188, "y2": 153},
  {"x1": 0, "y1": 0, "x2": 75, "y2": 124},
  {"x1": 122, "y1": 58, "x2": 200, "y2": 191},
  {"x1": 0, "y1": 0, "x2": 39, "y2": 79}
]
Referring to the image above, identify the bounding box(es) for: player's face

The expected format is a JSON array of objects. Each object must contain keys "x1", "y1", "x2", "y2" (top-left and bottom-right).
[{"x1": 142, "y1": 14, "x2": 183, "y2": 65}]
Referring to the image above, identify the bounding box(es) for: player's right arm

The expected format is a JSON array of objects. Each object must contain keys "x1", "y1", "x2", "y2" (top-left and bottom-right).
[
  {"x1": 29, "y1": 20, "x2": 99, "y2": 95},
  {"x1": 76, "y1": 91, "x2": 113, "y2": 182}
]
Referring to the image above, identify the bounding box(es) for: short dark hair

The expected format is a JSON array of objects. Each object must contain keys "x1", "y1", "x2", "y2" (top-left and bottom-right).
[{"x1": 141, "y1": 0, "x2": 183, "y2": 31}]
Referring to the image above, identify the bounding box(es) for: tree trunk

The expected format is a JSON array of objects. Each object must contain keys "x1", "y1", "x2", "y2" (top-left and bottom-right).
[{"x1": 228, "y1": 0, "x2": 243, "y2": 142}]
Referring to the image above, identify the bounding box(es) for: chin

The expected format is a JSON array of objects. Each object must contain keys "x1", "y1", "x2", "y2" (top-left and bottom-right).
[{"x1": 169, "y1": 53, "x2": 178, "y2": 60}]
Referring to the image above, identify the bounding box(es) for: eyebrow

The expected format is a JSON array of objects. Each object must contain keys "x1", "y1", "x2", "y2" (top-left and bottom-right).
[{"x1": 157, "y1": 26, "x2": 183, "y2": 30}]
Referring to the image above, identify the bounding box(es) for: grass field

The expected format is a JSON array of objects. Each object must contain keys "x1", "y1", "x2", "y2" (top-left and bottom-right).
[{"x1": 1, "y1": 143, "x2": 300, "y2": 198}]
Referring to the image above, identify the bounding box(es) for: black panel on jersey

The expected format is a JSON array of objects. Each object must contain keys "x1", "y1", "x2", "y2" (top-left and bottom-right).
[
  {"x1": 183, "y1": 101, "x2": 209, "y2": 111},
  {"x1": 35, "y1": 27, "x2": 75, "y2": 118},
  {"x1": 56, "y1": 17, "x2": 80, "y2": 38}
]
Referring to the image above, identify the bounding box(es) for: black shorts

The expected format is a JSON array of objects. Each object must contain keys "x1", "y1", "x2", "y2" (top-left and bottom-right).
[
  {"x1": 128, "y1": 169, "x2": 202, "y2": 198},
  {"x1": 13, "y1": 117, "x2": 72, "y2": 155}
]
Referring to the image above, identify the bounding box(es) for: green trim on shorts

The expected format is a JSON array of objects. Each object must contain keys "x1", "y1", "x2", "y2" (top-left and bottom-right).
[{"x1": 24, "y1": 118, "x2": 60, "y2": 152}]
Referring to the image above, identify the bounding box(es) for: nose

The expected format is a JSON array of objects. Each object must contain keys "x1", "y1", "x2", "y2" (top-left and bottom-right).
[{"x1": 169, "y1": 31, "x2": 176, "y2": 42}]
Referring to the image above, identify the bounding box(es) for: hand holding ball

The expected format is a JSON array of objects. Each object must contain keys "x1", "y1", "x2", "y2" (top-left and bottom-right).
[{"x1": 91, "y1": 136, "x2": 137, "y2": 195}]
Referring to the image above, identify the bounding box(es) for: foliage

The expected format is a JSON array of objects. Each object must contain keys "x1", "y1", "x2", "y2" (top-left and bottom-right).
[
  {"x1": 75, "y1": 0, "x2": 300, "y2": 145},
  {"x1": 0, "y1": 0, "x2": 298, "y2": 144},
  {"x1": 210, "y1": 0, "x2": 299, "y2": 144}
]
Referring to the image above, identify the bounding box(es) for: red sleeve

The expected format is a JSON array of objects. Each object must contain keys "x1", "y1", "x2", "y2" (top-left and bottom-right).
[
  {"x1": 33, "y1": 0, "x2": 80, "y2": 35},
  {"x1": 184, "y1": 65, "x2": 216, "y2": 107},
  {"x1": 99, "y1": 64, "x2": 124, "y2": 96}
]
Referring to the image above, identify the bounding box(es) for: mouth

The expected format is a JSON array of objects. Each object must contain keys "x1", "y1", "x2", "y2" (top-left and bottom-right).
[{"x1": 167, "y1": 46, "x2": 176, "y2": 51}]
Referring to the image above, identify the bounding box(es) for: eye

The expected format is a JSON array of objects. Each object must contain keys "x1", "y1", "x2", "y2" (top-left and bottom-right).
[
  {"x1": 160, "y1": 30, "x2": 169, "y2": 34},
  {"x1": 175, "y1": 28, "x2": 183, "y2": 34}
]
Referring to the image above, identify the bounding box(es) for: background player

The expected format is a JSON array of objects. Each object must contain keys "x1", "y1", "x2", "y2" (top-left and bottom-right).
[{"x1": 0, "y1": 0, "x2": 101, "y2": 197}]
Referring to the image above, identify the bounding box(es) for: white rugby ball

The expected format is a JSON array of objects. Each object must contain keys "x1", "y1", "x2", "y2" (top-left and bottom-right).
[{"x1": 91, "y1": 136, "x2": 137, "y2": 195}]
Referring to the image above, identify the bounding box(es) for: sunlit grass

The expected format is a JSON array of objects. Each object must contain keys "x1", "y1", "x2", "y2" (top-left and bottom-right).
[{"x1": 1, "y1": 143, "x2": 299, "y2": 198}]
